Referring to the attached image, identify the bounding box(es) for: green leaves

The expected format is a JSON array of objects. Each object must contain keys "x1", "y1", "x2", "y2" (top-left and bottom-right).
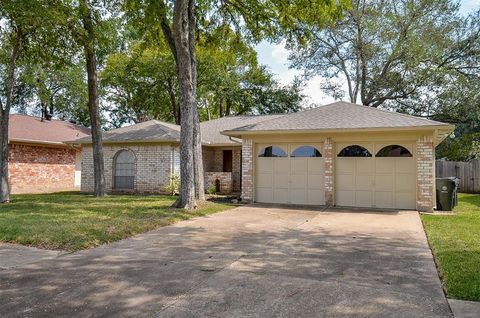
[
  {"x1": 290, "y1": 0, "x2": 476, "y2": 108},
  {"x1": 436, "y1": 133, "x2": 480, "y2": 161}
]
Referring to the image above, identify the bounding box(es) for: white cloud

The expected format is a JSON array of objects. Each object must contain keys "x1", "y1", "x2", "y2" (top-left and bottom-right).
[
  {"x1": 302, "y1": 76, "x2": 336, "y2": 106},
  {"x1": 271, "y1": 41, "x2": 289, "y2": 63},
  {"x1": 275, "y1": 68, "x2": 301, "y2": 85},
  {"x1": 256, "y1": 40, "x2": 355, "y2": 107}
]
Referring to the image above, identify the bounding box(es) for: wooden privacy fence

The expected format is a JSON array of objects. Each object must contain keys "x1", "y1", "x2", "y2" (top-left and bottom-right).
[{"x1": 436, "y1": 159, "x2": 480, "y2": 193}]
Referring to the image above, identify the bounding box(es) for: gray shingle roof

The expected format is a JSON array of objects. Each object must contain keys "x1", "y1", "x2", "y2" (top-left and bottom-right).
[
  {"x1": 73, "y1": 120, "x2": 180, "y2": 144},
  {"x1": 224, "y1": 101, "x2": 450, "y2": 133},
  {"x1": 199, "y1": 115, "x2": 285, "y2": 145},
  {"x1": 70, "y1": 101, "x2": 452, "y2": 146},
  {"x1": 71, "y1": 115, "x2": 283, "y2": 145}
]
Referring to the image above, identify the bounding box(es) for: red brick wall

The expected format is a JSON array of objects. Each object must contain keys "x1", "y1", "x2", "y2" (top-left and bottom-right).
[{"x1": 8, "y1": 143, "x2": 77, "y2": 194}]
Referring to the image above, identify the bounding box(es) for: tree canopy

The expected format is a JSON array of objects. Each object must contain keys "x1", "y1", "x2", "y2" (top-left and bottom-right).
[{"x1": 290, "y1": 0, "x2": 479, "y2": 109}]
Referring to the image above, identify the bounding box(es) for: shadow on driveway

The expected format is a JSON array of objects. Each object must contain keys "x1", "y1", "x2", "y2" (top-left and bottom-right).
[{"x1": 0, "y1": 205, "x2": 451, "y2": 317}]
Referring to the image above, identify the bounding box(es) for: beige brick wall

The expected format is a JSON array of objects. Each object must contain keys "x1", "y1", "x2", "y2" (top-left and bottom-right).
[
  {"x1": 203, "y1": 146, "x2": 241, "y2": 192},
  {"x1": 324, "y1": 138, "x2": 334, "y2": 206},
  {"x1": 416, "y1": 136, "x2": 435, "y2": 212},
  {"x1": 203, "y1": 148, "x2": 215, "y2": 172},
  {"x1": 81, "y1": 143, "x2": 177, "y2": 194},
  {"x1": 205, "y1": 172, "x2": 232, "y2": 193},
  {"x1": 241, "y1": 138, "x2": 253, "y2": 202}
]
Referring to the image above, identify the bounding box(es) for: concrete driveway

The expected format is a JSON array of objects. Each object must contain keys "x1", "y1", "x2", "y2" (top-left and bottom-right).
[{"x1": 0, "y1": 205, "x2": 451, "y2": 317}]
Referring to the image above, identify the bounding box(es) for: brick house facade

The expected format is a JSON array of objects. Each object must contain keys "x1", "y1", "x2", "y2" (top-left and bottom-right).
[
  {"x1": 73, "y1": 102, "x2": 452, "y2": 211},
  {"x1": 7, "y1": 114, "x2": 90, "y2": 194},
  {"x1": 9, "y1": 143, "x2": 78, "y2": 194},
  {"x1": 203, "y1": 146, "x2": 241, "y2": 193},
  {"x1": 81, "y1": 143, "x2": 178, "y2": 194},
  {"x1": 81, "y1": 143, "x2": 243, "y2": 195}
]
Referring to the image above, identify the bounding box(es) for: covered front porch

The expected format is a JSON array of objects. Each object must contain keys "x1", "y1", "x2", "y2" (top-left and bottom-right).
[{"x1": 203, "y1": 146, "x2": 241, "y2": 194}]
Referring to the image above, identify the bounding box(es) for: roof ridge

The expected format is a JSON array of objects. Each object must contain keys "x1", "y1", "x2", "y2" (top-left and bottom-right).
[
  {"x1": 11, "y1": 113, "x2": 77, "y2": 123},
  {"x1": 361, "y1": 104, "x2": 445, "y2": 125},
  {"x1": 284, "y1": 101, "x2": 445, "y2": 126},
  {"x1": 151, "y1": 120, "x2": 181, "y2": 139},
  {"x1": 10, "y1": 113, "x2": 90, "y2": 132},
  {"x1": 218, "y1": 113, "x2": 288, "y2": 131},
  {"x1": 152, "y1": 119, "x2": 180, "y2": 126},
  {"x1": 201, "y1": 113, "x2": 285, "y2": 122}
]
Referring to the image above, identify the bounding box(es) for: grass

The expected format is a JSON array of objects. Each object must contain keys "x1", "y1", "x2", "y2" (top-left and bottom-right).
[
  {"x1": 421, "y1": 193, "x2": 480, "y2": 301},
  {"x1": 0, "y1": 192, "x2": 233, "y2": 252}
]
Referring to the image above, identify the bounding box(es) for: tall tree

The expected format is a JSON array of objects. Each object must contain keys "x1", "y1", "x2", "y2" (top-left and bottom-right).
[
  {"x1": 101, "y1": 27, "x2": 303, "y2": 126},
  {"x1": 16, "y1": 54, "x2": 89, "y2": 124},
  {"x1": 290, "y1": 0, "x2": 476, "y2": 109},
  {"x1": 171, "y1": 0, "x2": 198, "y2": 208},
  {"x1": 125, "y1": 0, "x2": 348, "y2": 209},
  {"x1": 0, "y1": 0, "x2": 68, "y2": 202},
  {"x1": 77, "y1": 0, "x2": 106, "y2": 197},
  {"x1": 101, "y1": 41, "x2": 179, "y2": 126},
  {"x1": 0, "y1": 5, "x2": 22, "y2": 202}
]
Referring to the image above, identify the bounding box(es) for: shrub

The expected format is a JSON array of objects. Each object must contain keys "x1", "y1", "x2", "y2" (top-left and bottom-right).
[
  {"x1": 206, "y1": 185, "x2": 216, "y2": 195},
  {"x1": 165, "y1": 173, "x2": 180, "y2": 195}
]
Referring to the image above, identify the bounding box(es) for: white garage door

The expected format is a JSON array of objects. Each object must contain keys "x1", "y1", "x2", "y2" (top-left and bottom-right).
[
  {"x1": 256, "y1": 144, "x2": 325, "y2": 205},
  {"x1": 336, "y1": 144, "x2": 416, "y2": 209}
]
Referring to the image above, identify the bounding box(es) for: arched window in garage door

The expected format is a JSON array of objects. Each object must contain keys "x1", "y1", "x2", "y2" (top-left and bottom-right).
[
  {"x1": 337, "y1": 145, "x2": 372, "y2": 157},
  {"x1": 291, "y1": 146, "x2": 322, "y2": 157},
  {"x1": 258, "y1": 146, "x2": 287, "y2": 157},
  {"x1": 376, "y1": 145, "x2": 413, "y2": 157}
]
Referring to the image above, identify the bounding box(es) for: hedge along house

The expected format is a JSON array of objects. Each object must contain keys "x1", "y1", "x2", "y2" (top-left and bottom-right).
[
  {"x1": 72, "y1": 101, "x2": 453, "y2": 212},
  {"x1": 8, "y1": 114, "x2": 90, "y2": 194},
  {"x1": 222, "y1": 101, "x2": 454, "y2": 212}
]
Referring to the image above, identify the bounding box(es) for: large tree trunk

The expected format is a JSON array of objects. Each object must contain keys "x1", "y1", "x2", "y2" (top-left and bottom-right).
[
  {"x1": 80, "y1": 0, "x2": 106, "y2": 197},
  {"x1": 172, "y1": 0, "x2": 196, "y2": 209},
  {"x1": 188, "y1": 0, "x2": 205, "y2": 201},
  {"x1": 219, "y1": 97, "x2": 224, "y2": 117},
  {"x1": 0, "y1": 113, "x2": 10, "y2": 203},
  {"x1": 225, "y1": 98, "x2": 232, "y2": 116},
  {"x1": 193, "y1": 108, "x2": 205, "y2": 201},
  {"x1": 0, "y1": 27, "x2": 22, "y2": 203}
]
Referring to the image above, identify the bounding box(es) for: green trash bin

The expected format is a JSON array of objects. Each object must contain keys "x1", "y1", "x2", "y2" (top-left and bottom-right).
[{"x1": 436, "y1": 178, "x2": 459, "y2": 211}]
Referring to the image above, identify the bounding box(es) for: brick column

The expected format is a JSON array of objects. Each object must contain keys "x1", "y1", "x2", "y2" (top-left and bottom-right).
[
  {"x1": 416, "y1": 136, "x2": 435, "y2": 212},
  {"x1": 241, "y1": 138, "x2": 254, "y2": 202},
  {"x1": 324, "y1": 137, "x2": 334, "y2": 206}
]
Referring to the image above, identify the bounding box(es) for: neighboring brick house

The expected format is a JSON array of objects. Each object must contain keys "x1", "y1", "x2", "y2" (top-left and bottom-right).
[
  {"x1": 8, "y1": 114, "x2": 90, "y2": 194},
  {"x1": 72, "y1": 101, "x2": 454, "y2": 212}
]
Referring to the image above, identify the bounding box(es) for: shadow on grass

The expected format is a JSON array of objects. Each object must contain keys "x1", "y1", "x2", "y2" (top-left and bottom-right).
[{"x1": 0, "y1": 192, "x2": 233, "y2": 251}]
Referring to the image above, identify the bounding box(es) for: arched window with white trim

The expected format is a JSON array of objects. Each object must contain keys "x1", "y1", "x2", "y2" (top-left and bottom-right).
[
  {"x1": 114, "y1": 149, "x2": 135, "y2": 189},
  {"x1": 376, "y1": 145, "x2": 413, "y2": 157},
  {"x1": 258, "y1": 146, "x2": 287, "y2": 157},
  {"x1": 291, "y1": 146, "x2": 322, "y2": 157},
  {"x1": 337, "y1": 145, "x2": 372, "y2": 157}
]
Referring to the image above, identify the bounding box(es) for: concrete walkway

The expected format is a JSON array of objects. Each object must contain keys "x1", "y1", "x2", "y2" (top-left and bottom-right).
[
  {"x1": 448, "y1": 299, "x2": 480, "y2": 318},
  {"x1": 0, "y1": 206, "x2": 452, "y2": 317},
  {"x1": 0, "y1": 243, "x2": 65, "y2": 270}
]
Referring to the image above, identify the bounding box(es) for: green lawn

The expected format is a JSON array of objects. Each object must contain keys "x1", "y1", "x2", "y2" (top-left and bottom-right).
[
  {"x1": 0, "y1": 192, "x2": 233, "y2": 252},
  {"x1": 422, "y1": 193, "x2": 480, "y2": 301}
]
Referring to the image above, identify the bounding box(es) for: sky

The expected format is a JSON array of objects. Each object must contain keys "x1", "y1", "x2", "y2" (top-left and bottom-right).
[{"x1": 254, "y1": 0, "x2": 480, "y2": 107}]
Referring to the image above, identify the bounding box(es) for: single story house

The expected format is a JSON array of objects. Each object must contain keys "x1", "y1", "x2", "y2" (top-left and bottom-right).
[
  {"x1": 9, "y1": 114, "x2": 90, "y2": 193},
  {"x1": 71, "y1": 101, "x2": 454, "y2": 212}
]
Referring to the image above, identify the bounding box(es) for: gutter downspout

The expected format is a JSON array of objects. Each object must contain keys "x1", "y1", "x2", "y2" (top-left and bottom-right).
[{"x1": 229, "y1": 136, "x2": 242, "y2": 144}]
